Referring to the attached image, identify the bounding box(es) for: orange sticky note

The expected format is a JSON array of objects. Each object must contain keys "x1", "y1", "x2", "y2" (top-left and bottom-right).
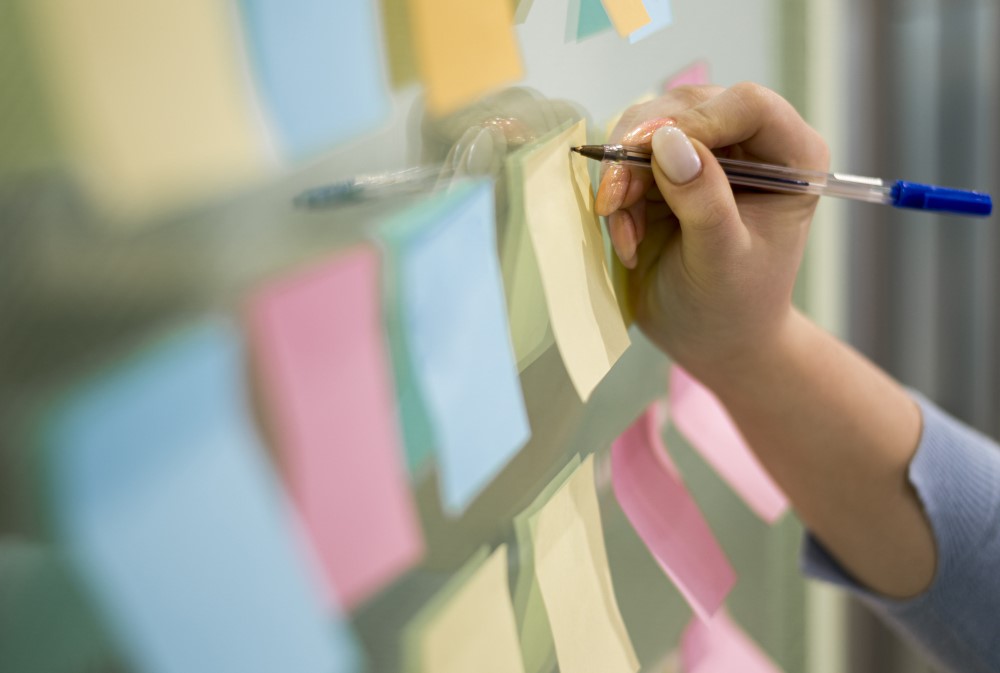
[
  {"x1": 408, "y1": 0, "x2": 524, "y2": 115},
  {"x1": 599, "y1": 0, "x2": 651, "y2": 37},
  {"x1": 248, "y1": 247, "x2": 424, "y2": 610}
]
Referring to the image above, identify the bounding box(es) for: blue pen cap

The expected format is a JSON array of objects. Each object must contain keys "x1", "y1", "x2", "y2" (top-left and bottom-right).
[{"x1": 891, "y1": 180, "x2": 993, "y2": 216}]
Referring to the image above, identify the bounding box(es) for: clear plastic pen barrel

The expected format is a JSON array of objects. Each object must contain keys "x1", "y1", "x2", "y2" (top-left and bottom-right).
[
  {"x1": 717, "y1": 157, "x2": 892, "y2": 205},
  {"x1": 601, "y1": 144, "x2": 893, "y2": 205}
]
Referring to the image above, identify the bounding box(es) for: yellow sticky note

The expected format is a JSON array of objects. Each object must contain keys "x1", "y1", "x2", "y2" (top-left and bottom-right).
[
  {"x1": 531, "y1": 455, "x2": 639, "y2": 673},
  {"x1": 520, "y1": 119, "x2": 630, "y2": 401},
  {"x1": 600, "y1": 0, "x2": 651, "y2": 37},
  {"x1": 408, "y1": 0, "x2": 524, "y2": 115},
  {"x1": 405, "y1": 546, "x2": 526, "y2": 673},
  {"x1": 24, "y1": 0, "x2": 268, "y2": 223},
  {"x1": 511, "y1": 456, "x2": 582, "y2": 673}
]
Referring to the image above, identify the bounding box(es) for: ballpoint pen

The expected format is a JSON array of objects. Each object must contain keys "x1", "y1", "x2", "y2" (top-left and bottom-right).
[{"x1": 572, "y1": 144, "x2": 993, "y2": 217}]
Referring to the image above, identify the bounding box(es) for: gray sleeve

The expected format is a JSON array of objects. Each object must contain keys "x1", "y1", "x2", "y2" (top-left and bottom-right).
[{"x1": 800, "y1": 392, "x2": 1000, "y2": 673}]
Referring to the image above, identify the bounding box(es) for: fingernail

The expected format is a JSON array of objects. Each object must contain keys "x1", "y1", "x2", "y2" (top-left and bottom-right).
[
  {"x1": 609, "y1": 210, "x2": 638, "y2": 269},
  {"x1": 622, "y1": 118, "x2": 675, "y2": 146},
  {"x1": 596, "y1": 164, "x2": 629, "y2": 215},
  {"x1": 652, "y1": 126, "x2": 702, "y2": 185}
]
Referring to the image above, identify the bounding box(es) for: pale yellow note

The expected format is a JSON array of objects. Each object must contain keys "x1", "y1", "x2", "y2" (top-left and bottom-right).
[
  {"x1": 600, "y1": 0, "x2": 651, "y2": 37},
  {"x1": 520, "y1": 119, "x2": 630, "y2": 401},
  {"x1": 405, "y1": 545, "x2": 526, "y2": 673},
  {"x1": 511, "y1": 455, "x2": 582, "y2": 673},
  {"x1": 24, "y1": 0, "x2": 268, "y2": 223},
  {"x1": 531, "y1": 455, "x2": 638, "y2": 673},
  {"x1": 408, "y1": 0, "x2": 524, "y2": 116}
]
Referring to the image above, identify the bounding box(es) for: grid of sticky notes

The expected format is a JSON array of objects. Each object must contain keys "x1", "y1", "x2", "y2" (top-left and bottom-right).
[
  {"x1": 36, "y1": 102, "x2": 791, "y2": 670},
  {"x1": 17, "y1": 0, "x2": 673, "y2": 221}
]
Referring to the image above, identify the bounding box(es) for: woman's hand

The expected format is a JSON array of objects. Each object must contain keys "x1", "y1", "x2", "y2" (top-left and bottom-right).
[
  {"x1": 596, "y1": 83, "x2": 829, "y2": 384},
  {"x1": 601, "y1": 85, "x2": 934, "y2": 600}
]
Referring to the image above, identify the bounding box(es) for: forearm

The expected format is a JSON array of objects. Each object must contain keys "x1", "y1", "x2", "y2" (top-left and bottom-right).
[{"x1": 697, "y1": 309, "x2": 935, "y2": 599}]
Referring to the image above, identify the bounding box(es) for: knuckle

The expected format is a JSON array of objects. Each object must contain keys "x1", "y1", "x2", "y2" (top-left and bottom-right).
[
  {"x1": 730, "y1": 81, "x2": 771, "y2": 104},
  {"x1": 665, "y1": 85, "x2": 709, "y2": 108}
]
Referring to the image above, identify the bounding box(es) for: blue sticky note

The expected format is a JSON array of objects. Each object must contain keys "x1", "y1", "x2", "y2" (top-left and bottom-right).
[
  {"x1": 239, "y1": 0, "x2": 388, "y2": 160},
  {"x1": 43, "y1": 322, "x2": 360, "y2": 673},
  {"x1": 576, "y1": 0, "x2": 614, "y2": 40},
  {"x1": 629, "y1": 0, "x2": 673, "y2": 42},
  {"x1": 381, "y1": 182, "x2": 531, "y2": 515}
]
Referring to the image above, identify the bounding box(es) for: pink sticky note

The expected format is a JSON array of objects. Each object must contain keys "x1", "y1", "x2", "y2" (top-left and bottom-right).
[
  {"x1": 668, "y1": 366, "x2": 788, "y2": 523},
  {"x1": 664, "y1": 60, "x2": 709, "y2": 91},
  {"x1": 611, "y1": 403, "x2": 736, "y2": 620},
  {"x1": 681, "y1": 610, "x2": 783, "y2": 673},
  {"x1": 248, "y1": 246, "x2": 424, "y2": 611}
]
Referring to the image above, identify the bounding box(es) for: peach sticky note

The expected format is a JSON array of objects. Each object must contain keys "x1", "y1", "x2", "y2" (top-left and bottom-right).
[
  {"x1": 681, "y1": 610, "x2": 783, "y2": 673},
  {"x1": 24, "y1": 0, "x2": 268, "y2": 223},
  {"x1": 248, "y1": 246, "x2": 424, "y2": 611},
  {"x1": 600, "y1": 0, "x2": 651, "y2": 37},
  {"x1": 611, "y1": 403, "x2": 736, "y2": 620},
  {"x1": 404, "y1": 545, "x2": 526, "y2": 673},
  {"x1": 668, "y1": 366, "x2": 788, "y2": 523},
  {"x1": 519, "y1": 120, "x2": 630, "y2": 401},
  {"x1": 408, "y1": 0, "x2": 524, "y2": 115},
  {"x1": 664, "y1": 61, "x2": 710, "y2": 91},
  {"x1": 531, "y1": 455, "x2": 639, "y2": 673}
]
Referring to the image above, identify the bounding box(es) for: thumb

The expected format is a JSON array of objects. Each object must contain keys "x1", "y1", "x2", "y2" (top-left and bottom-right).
[{"x1": 650, "y1": 125, "x2": 747, "y2": 259}]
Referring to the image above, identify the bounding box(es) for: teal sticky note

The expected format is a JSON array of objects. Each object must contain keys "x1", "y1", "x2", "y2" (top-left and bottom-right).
[
  {"x1": 43, "y1": 322, "x2": 360, "y2": 673},
  {"x1": 386, "y1": 302, "x2": 439, "y2": 476},
  {"x1": 239, "y1": 0, "x2": 388, "y2": 160},
  {"x1": 576, "y1": 0, "x2": 613, "y2": 40},
  {"x1": 381, "y1": 182, "x2": 531, "y2": 515},
  {"x1": 629, "y1": 0, "x2": 673, "y2": 42}
]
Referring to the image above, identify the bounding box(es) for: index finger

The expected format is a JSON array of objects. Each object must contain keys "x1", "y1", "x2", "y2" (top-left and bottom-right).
[
  {"x1": 597, "y1": 86, "x2": 724, "y2": 215},
  {"x1": 669, "y1": 82, "x2": 829, "y2": 172}
]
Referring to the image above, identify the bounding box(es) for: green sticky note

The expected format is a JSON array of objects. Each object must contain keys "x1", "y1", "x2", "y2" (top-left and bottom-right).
[
  {"x1": 501, "y1": 141, "x2": 556, "y2": 373},
  {"x1": 575, "y1": 0, "x2": 613, "y2": 40}
]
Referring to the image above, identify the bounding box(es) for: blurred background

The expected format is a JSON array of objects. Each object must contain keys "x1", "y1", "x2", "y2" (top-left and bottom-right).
[{"x1": 1, "y1": 0, "x2": 997, "y2": 671}]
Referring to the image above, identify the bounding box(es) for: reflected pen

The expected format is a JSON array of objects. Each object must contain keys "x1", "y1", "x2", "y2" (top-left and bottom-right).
[{"x1": 572, "y1": 144, "x2": 993, "y2": 217}]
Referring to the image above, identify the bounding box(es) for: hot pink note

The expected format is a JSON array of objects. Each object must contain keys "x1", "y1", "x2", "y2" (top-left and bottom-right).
[
  {"x1": 611, "y1": 403, "x2": 736, "y2": 620},
  {"x1": 669, "y1": 366, "x2": 788, "y2": 523},
  {"x1": 664, "y1": 60, "x2": 710, "y2": 91},
  {"x1": 248, "y1": 246, "x2": 424, "y2": 611},
  {"x1": 681, "y1": 610, "x2": 783, "y2": 673}
]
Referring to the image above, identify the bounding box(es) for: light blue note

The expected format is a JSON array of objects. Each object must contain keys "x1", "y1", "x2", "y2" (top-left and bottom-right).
[
  {"x1": 575, "y1": 0, "x2": 614, "y2": 40},
  {"x1": 239, "y1": 0, "x2": 389, "y2": 160},
  {"x1": 629, "y1": 0, "x2": 673, "y2": 42},
  {"x1": 43, "y1": 322, "x2": 360, "y2": 673},
  {"x1": 381, "y1": 181, "x2": 531, "y2": 515}
]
